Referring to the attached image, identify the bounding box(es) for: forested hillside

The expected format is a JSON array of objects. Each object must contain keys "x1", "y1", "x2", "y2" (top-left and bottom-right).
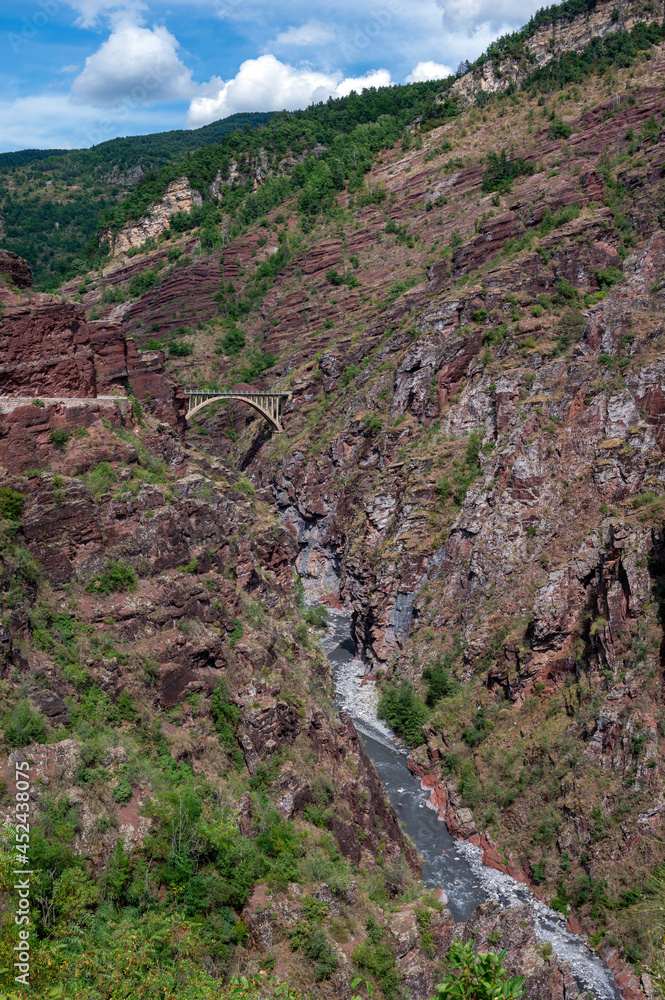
[{"x1": 0, "y1": 112, "x2": 274, "y2": 289}]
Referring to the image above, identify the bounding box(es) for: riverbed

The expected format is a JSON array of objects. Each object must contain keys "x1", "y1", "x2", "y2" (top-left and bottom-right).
[{"x1": 322, "y1": 610, "x2": 621, "y2": 1000}]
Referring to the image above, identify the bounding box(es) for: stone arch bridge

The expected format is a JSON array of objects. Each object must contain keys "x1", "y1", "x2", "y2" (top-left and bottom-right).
[{"x1": 184, "y1": 388, "x2": 292, "y2": 433}]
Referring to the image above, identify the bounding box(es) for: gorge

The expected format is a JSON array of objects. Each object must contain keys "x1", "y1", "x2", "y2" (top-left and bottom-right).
[{"x1": 1, "y1": 0, "x2": 665, "y2": 996}]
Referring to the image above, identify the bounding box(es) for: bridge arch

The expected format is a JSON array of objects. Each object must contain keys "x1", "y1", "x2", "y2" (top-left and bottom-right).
[{"x1": 184, "y1": 389, "x2": 292, "y2": 433}]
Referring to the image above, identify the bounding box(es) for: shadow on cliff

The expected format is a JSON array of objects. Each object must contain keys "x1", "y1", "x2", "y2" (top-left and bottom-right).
[{"x1": 648, "y1": 530, "x2": 665, "y2": 668}]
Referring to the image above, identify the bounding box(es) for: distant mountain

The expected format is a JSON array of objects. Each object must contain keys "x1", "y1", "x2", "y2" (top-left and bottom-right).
[{"x1": 0, "y1": 112, "x2": 275, "y2": 289}]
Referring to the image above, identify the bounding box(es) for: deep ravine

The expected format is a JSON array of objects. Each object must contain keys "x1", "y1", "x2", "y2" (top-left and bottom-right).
[{"x1": 322, "y1": 610, "x2": 622, "y2": 1000}]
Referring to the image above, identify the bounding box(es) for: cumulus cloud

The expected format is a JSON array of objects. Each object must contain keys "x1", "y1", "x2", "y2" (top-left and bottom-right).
[
  {"x1": 336, "y1": 68, "x2": 392, "y2": 96},
  {"x1": 72, "y1": 20, "x2": 195, "y2": 107},
  {"x1": 187, "y1": 55, "x2": 392, "y2": 128},
  {"x1": 406, "y1": 60, "x2": 454, "y2": 83},
  {"x1": 272, "y1": 21, "x2": 337, "y2": 48}
]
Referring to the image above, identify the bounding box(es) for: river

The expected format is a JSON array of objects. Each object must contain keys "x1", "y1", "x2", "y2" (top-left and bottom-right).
[{"x1": 322, "y1": 610, "x2": 621, "y2": 1000}]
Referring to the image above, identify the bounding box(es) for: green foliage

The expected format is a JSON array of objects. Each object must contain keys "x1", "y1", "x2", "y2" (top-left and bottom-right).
[
  {"x1": 548, "y1": 116, "x2": 572, "y2": 139},
  {"x1": 291, "y1": 908, "x2": 338, "y2": 981},
  {"x1": 538, "y1": 203, "x2": 580, "y2": 237},
  {"x1": 553, "y1": 306, "x2": 585, "y2": 354},
  {"x1": 434, "y1": 939, "x2": 525, "y2": 1000},
  {"x1": 482, "y1": 150, "x2": 534, "y2": 193},
  {"x1": 363, "y1": 414, "x2": 382, "y2": 436},
  {"x1": 211, "y1": 681, "x2": 242, "y2": 767},
  {"x1": 112, "y1": 778, "x2": 133, "y2": 804},
  {"x1": 377, "y1": 681, "x2": 429, "y2": 746},
  {"x1": 353, "y1": 918, "x2": 400, "y2": 998},
  {"x1": 3, "y1": 698, "x2": 48, "y2": 747},
  {"x1": 595, "y1": 266, "x2": 623, "y2": 289},
  {"x1": 0, "y1": 487, "x2": 24, "y2": 521},
  {"x1": 221, "y1": 323, "x2": 246, "y2": 355},
  {"x1": 50, "y1": 427, "x2": 69, "y2": 450},
  {"x1": 422, "y1": 660, "x2": 459, "y2": 708},
  {"x1": 341, "y1": 364, "x2": 360, "y2": 386},
  {"x1": 82, "y1": 460, "x2": 118, "y2": 496},
  {"x1": 169, "y1": 340, "x2": 194, "y2": 357},
  {"x1": 229, "y1": 618, "x2": 244, "y2": 647},
  {"x1": 385, "y1": 277, "x2": 417, "y2": 303},
  {"x1": 86, "y1": 560, "x2": 138, "y2": 596},
  {"x1": 326, "y1": 267, "x2": 361, "y2": 288},
  {"x1": 438, "y1": 430, "x2": 483, "y2": 507},
  {"x1": 128, "y1": 268, "x2": 160, "y2": 298},
  {"x1": 304, "y1": 605, "x2": 330, "y2": 629},
  {"x1": 238, "y1": 349, "x2": 278, "y2": 383},
  {"x1": 461, "y1": 707, "x2": 491, "y2": 748}
]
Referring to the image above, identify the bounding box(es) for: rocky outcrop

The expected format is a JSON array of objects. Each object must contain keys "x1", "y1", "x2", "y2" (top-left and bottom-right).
[
  {"x1": 0, "y1": 272, "x2": 186, "y2": 469},
  {"x1": 102, "y1": 176, "x2": 203, "y2": 256},
  {"x1": 450, "y1": 0, "x2": 664, "y2": 104},
  {"x1": 0, "y1": 249, "x2": 32, "y2": 289}
]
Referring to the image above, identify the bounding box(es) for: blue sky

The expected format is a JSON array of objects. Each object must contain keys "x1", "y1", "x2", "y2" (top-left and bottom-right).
[{"x1": 0, "y1": 0, "x2": 544, "y2": 152}]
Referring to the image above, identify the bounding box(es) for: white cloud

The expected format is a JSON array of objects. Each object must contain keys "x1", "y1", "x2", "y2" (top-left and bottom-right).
[
  {"x1": 405, "y1": 60, "x2": 454, "y2": 83},
  {"x1": 0, "y1": 92, "x2": 181, "y2": 150},
  {"x1": 187, "y1": 55, "x2": 392, "y2": 128},
  {"x1": 436, "y1": 0, "x2": 542, "y2": 33},
  {"x1": 335, "y1": 68, "x2": 392, "y2": 97},
  {"x1": 72, "y1": 20, "x2": 195, "y2": 107},
  {"x1": 64, "y1": 0, "x2": 147, "y2": 29},
  {"x1": 60, "y1": 64, "x2": 80, "y2": 74},
  {"x1": 273, "y1": 21, "x2": 337, "y2": 48}
]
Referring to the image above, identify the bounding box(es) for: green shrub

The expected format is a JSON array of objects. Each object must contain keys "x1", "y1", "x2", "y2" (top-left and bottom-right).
[
  {"x1": 112, "y1": 779, "x2": 133, "y2": 804},
  {"x1": 433, "y1": 939, "x2": 525, "y2": 1000},
  {"x1": 3, "y1": 699, "x2": 48, "y2": 747},
  {"x1": 595, "y1": 266, "x2": 623, "y2": 289},
  {"x1": 377, "y1": 681, "x2": 429, "y2": 746},
  {"x1": 229, "y1": 618, "x2": 244, "y2": 647},
  {"x1": 304, "y1": 605, "x2": 329, "y2": 629},
  {"x1": 422, "y1": 661, "x2": 458, "y2": 707},
  {"x1": 128, "y1": 269, "x2": 159, "y2": 298},
  {"x1": 482, "y1": 150, "x2": 534, "y2": 193},
  {"x1": 305, "y1": 927, "x2": 338, "y2": 980},
  {"x1": 83, "y1": 460, "x2": 118, "y2": 496},
  {"x1": 363, "y1": 414, "x2": 382, "y2": 436},
  {"x1": 461, "y1": 707, "x2": 491, "y2": 747},
  {"x1": 353, "y1": 920, "x2": 400, "y2": 998},
  {"x1": 548, "y1": 117, "x2": 572, "y2": 139},
  {"x1": 221, "y1": 324, "x2": 246, "y2": 355},
  {"x1": 86, "y1": 560, "x2": 138, "y2": 596},
  {"x1": 168, "y1": 340, "x2": 194, "y2": 357},
  {"x1": 341, "y1": 364, "x2": 360, "y2": 386},
  {"x1": 326, "y1": 267, "x2": 345, "y2": 285},
  {"x1": 553, "y1": 306, "x2": 585, "y2": 354},
  {"x1": 50, "y1": 427, "x2": 69, "y2": 450},
  {"x1": 0, "y1": 486, "x2": 24, "y2": 521},
  {"x1": 211, "y1": 681, "x2": 242, "y2": 763}
]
